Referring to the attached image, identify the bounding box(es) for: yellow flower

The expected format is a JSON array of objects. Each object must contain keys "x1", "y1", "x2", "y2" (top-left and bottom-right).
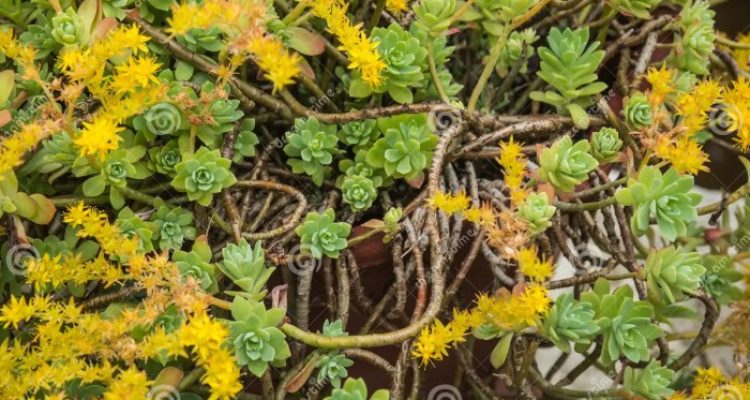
[
  {"x1": 692, "y1": 366, "x2": 727, "y2": 398},
  {"x1": 73, "y1": 117, "x2": 123, "y2": 159},
  {"x1": 645, "y1": 65, "x2": 675, "y2": 105},
  {"x1": 247, "y1": 35, "x2": 302, "y2": 92},
  {"x1": 517, "y1": 246, "x2": 554, "y2": 282},
  {"x1": 412, "y1": 319, "x2": 453, "y2": 365},
  {"x1": 497, "y1": 137, "x2": 528, "y2": 206},
  {"x1": 386, "y1": 0, "x2": 409, "y2": 14},
  {"x1": 310, "y1": 0, "x2": 385, "y2": 87},
  {"x1": 0, "y1": 295, "x2": 37, "y2": 329},
  {"x1": 464, "y1": 202, "x2": 495, "y2": 227},
  {"x1": 111, "y1": 56, "x2": 161, "y2": 93},
  {"x1": 103, "y1": 367, "x2": 150, "y2": 400},
  {"x1": 730, "y1": 33, "x2": 750, "y2": 72},
  {"x1": 429, "y1": 190, "x2": 470, "y2": 214}
]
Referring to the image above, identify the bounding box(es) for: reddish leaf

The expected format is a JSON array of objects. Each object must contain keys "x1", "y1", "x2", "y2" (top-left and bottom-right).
[
  {"x1": 284, "y1": 354, "x2": 320, "y2": 393},
  {"x1": 286, "y1": 27, "x2": 326, "y2": 56}
]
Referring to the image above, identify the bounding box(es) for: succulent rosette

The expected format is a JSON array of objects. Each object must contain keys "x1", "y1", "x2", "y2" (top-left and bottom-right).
[
  {"x1": 538, "y1": 136, "x2": 599, "y2": 192},
  {"x1": 171, "y1": 147, "x2": 237, "y2": 206},
  {"x1": 295, "y1": 209, "x2": 351, "y2": 259}
]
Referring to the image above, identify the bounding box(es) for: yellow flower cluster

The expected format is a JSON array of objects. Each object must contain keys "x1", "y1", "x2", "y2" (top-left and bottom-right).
[
  {"x1": 386, "y1": 0, "x2": 410, "y2": 14},
  {"x1": 412, "y1": 284, "x2": 551, "y2": 365},
  {"x1": 0, "y1": 29, "x2": 39, "y2": 81},
  {"x1": 516, "y1": 246, "x2": 554, "y2": 282},
  {"x1": 309, "y1": 0, "x2": 386, "y2": 87},
  {"x1": 0, "y1": 120, "x2": 59, "y2": 180},
  {"x1": 653, "y1": 135, "x2": 709, "y2": 175},
  {"x1": 669, "y1": 366, "x2": 750, "y2": 400},
  {"x1": 0, "y1": 202, "x2": 242, "y2": 400},
  {"x1": 497, "y1": 137, "x2": 528, "y2": 206},
  {"x1": 645, "y1": 65, "x2": 675, "y2": 106},
  {"x1": 57, "y1": 25, "x2": 164, "y2": 159},
  {"x1": 722, "y1": 77, "x2": 750, "y2": 150},
  {"x1": 674, "y1": 79, "x2": 722, "y2": 137},
  {"x1": 167, "y1": 0, "x2": 301, "y2": 92},
  {"x1": 429, "y1": 190, "x2": 471, "y2": 214},
  {"x1": 729, "y1": 33, "x2": 750, "y2": 72}
]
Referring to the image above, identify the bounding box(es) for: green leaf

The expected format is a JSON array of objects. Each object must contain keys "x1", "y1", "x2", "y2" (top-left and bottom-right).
[
  {"x1": 0, "y1": 70, "x2": 14, "y2": 105},
  {"x1": 388, "y1": 85, "x2": 413, "y2": 104},
  {"x1": 349, "y1": 79, "x2": 373, "y2": 98},
  {"x1": 82, "y1": 175, "x2": 107, "y2": 196},
  {"x1": 490, "y1": 333, "x2": 513, "y2": 369},
  {"x1": 286, "y1": 27, "x2": 326, "y2": 56},
  {"x1": 175, "y1": 61, "x2": 194, "y2": 81}
]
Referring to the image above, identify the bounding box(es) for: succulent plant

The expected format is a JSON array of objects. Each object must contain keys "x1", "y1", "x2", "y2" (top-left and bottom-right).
[
  {"x1": 338, "y1": 151, "x2": 389, "y2": 188},
  {"x1": 497, "y1": 28, "x2": 539, "y2": 77},
  {"x1": 233, "y1": 119, "x2": 259, "y2": 163},
  {"x1": 623, "y1": 361, "x2": 675, "y2": 400},
  {"x1": 645, "y1": 246, "x2": 706, "y2": 304},
  {"x1": 366, "y1": 114, "x2": 438, "y2": 180},
  {"x1": 19, "y1": 14, "x2": 61, "y2": 59},
  {"x1": 228, "y1": 296, "x2": 291, "y2": 377},
  {"x1": 383, "y1": 207, "x2": 403, "y2": 241},
  {"x1": 341, "y1": 175, "x2": 378, "y2": 212},
  {"x1": 581, "y1": 279, "x2": 662, "y2": 365},
  {"x1": 538, "y1": 136, "x2": 599, "y2": 192},
  {"x1": 284, "y1": 117, "x2": 339, "y2": 186},
  {"x1": 475, "y1": 0, "x2": 536, "y2": 33},
  {"x1": 296, "y1": 209, "x2": 351, "y2": 259},
  {"x1": 702, "y1": 255, "x2": 743, "y2": 305},
  {"x1": 115, "y1": 207, "x2": 155, "y2": 254},
  {"x1": 316, "y1": 353, "x2": 354, "y2": 388},
  {"x1": 177, "y1": 26, "x2": 224, "y2": 52},
  {"x1": 611, "y1": 0, "x2": 661, "y2": 19},
  {"x1": 349, "y1": 24, "x2": 428, "y2": 104},
  {"x1": 530, "y1": 27, "x2": 606, "y2": 128},
  {"x1": 413, "y1": 0, "x2": 457, "y2": 34},
  {"x1": 196, "y1": 97, "x2": 244, "y2": 146},
  {"x1": 323, "y1": 377, "x2": 390, "y2": 400},
  {"x1": 81, "y1": 147, "x2": 147, "y2": 209},
  {"x1": 517, "y1": 192, "x2": 556, "y2": 235},
  {"x1": 623, "y1": 92, "x2": 653, "y2": 129},
  {"x1": 590, "y1": 127, "x2": 623, "y2": 163},
  {"x1": 614, "y1": 166, "x2": 701, "y2": 241},
  {"x1": 171, "y1": 147, "x2": 237, "y2": 206},
  {"x1": 218, "y1": 239, "x2": 274, "y2": 301},
  {"x1": 148, "y1": 140, "x2": 182, "y2": 176},
  {"x1": 133, "y1": 102, "x2": 187, "y2": 140},
  {"x1": 673, "y1": 0, "x2": 715, "y2": 75},
  {"x1": 51, "y1": 8, "x2": 87, "y2": 47},
  {"x1": 540, "y1": 293, "x2": 600, "y2": 353},
  {"x1": 172, "y1": 237, "x2": 217, "y2": 292},
  {"x1": 338, "y1": 119, "x2": 379, "y2": 149},
  {"x1": 322, "y1": 319, "x2": 348, "y2": 337},
  {"x1": 150, "y1": 206, "x2": 196, "y2": 251}
]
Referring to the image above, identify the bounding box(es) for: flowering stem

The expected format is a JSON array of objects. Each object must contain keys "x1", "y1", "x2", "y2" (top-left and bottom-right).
[
  {"x1": 367, "y1": 0, "x2": 386, "y2": 33},
  {"x1": 716, "y1": 35, "x2": 750, "y2": 49},
  {"x1": 427, "y1": 40, "x2": 451, "y2": 104},
  {"x1": 552, "y1": 196, "x2": 617, "y2": 212},
  {"x1": 281, "y1": 1, "x2": 308, "y2": 25},
  {"x1": 117, "y1": 186, "x2": 162, "y2": 207}
]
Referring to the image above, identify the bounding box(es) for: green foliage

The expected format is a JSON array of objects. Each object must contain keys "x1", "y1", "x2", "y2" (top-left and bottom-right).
[
  {"x1": 581, "y1": 279, "x2": 662, "y2": 365},
  {"x1": 475, "y1": 0, "x2": 535, "y2": 34},
  {"x1": 623, "y1": 361, "x2": 675, "y2": 400},
  {"x1": 177, "y1": 27, "x2": 224, "y2": 53},
  {"x1": 623, "y1": 92, "x2": 653, "y2": 129},
  {"x1": 645, "y1": 246, "x2": 706, "y2": 303},
  {"x1": 338, "y1": 151, "x2": 389, "y2": 188},
  {"x1": 615, "y1": 166, "x2": 701, "y2": 241},
  {"x1": 366, "y1": 114, "x2": 437, "y2": 180},
  {"x1": 323, "y1": 377, "x2": 390, "y2": 400},
  {"x1": 284, "y1": 117, "x2": 339, "y2": 186},
  {"x1": 517, "y1": 192, "x2": 556, "y2": 235},
  {"x1": 341, "y1": 175, "x2": 378, "y2": 212},
  {"x1": 150, "y1": 206, "x2": 196, "y2": 251},
  {"x1": 51, "y1": 8, "x2": 86, "y2": 47},
  {"x1": 498, "y1": 28, "x2": 539, "y2": 77},
  {"x1": 338, "y1": 119, "x2": 379, "y2": 150},
  {"x1": 171, "y1": 147, "x2": 237, "y2": 206},
  {"x1": 228, "y1": 296, "x2": 291, "y2": 377},
  {"x1": 540, "y1": 293, "x2": 599, "y2": 353},
  {"x1": 413, "y1": 0, "x2": 457, "y2": 33},
  {"x1": 349, "y1": 24, "x2": 428, "y2": 104},
  {"x1": 589, "y1": 127, "x2": 623, "y2": 163},
  {"x1": 173, "y1": 237, "x2": 217, "y2": 292},
  {"x1": 611, "y1": 0, "x2": 661, "y2": 19},
  {"x1": 383, "y1": 207, "x2": 403, "y2": 242},
  {"x1": 538, "y1": 136, "x2": 599, "y2": 192},
  {"x1": 530, "y1": 27, "x2": 606, "y2": 128},
  {"x1": 115, "y1": 207, "x2": 154, "y2": 254},
  {"x1": 233, "y1": 119, "x2": 259, "y2": 163},
  {"x1": 673, "y1": 0, "x2": 715, "y2": 75},
  {"x1": 148, "y1": 140, "x2": 182, "y2": 176},
  {"x1": 296, "y1": 209, "x2": 351, "y2": 259},
  {"x1": 316, "y1": 353, "x2": 354, "y2": 388},
  {"x1": 702, "y1": 255, "x2": 743, "y2": 305},
  {"x1": 218, "y1": 239, "x2": 274, "y2": 301},
  {"x1": 30, "y1": 227, "x2": 100, "y2": 295},
  {"x1": 0, "y1": 171, "x2": 56, "y2": 225},
  {"x1": 133, "y1": 102, "x2": 187, "y2": 140},
  {"x1": 82, "y1": 146, "x2": 147, "y2": 209}
]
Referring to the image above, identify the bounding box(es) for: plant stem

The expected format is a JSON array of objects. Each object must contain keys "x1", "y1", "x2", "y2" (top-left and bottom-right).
[
  {"x1": 427, "y1": 40, "x2": 451, "y2": 104},
  {"x1": 553, "y1": 196, "x2": 617, "y2": 212}
]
